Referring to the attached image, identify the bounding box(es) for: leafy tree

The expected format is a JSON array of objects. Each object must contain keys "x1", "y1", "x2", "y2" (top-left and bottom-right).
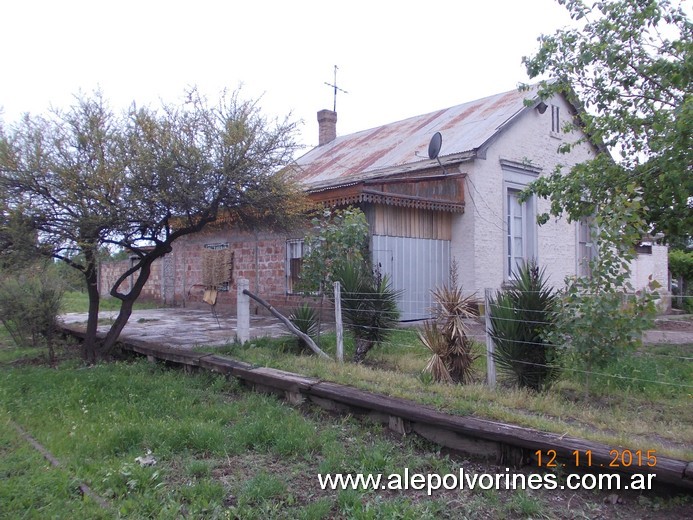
[
  {"x1": 0, "y1": 89, "x2": 308, "y2": 362},
  {"x1": 669, "y1": 249, "x2": 693, "y2": 282},
  {"x1": 298, "y1": 207, "x2": 370, "y2": 293},
  {"x1": 543, "y1": 191, "x2": 659, "y2": 395},
  {"x1": 522, "y1": 0, "x2": 692, "y2": 247},
  {"x1": 669, "y1": 249, "x2": 693, "y2": 311}
]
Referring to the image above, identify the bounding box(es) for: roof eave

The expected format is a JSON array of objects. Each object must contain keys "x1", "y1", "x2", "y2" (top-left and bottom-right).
[{"x1": 302, "y1": 150, "x2": 476, "y2": 193}]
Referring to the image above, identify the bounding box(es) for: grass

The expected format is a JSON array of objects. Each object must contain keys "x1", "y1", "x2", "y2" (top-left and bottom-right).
[
  {"x1": 2, "y1": 353, "x2": 691, "y2": 519},
  {"x1": 61, "y1": 290, "x2": 161, "y2": 314},
  {"x1": 197, "y1": 328, "x2": 693, "y2": 461}
]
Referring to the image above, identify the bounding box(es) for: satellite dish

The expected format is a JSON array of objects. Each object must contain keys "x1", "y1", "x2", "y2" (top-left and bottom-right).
[
  {"x1": 427, "y1": 131, "x2": 447, "y2": 174},
  {"x1": 428, "y1": 131, "x2": 442, "y2": 160}
]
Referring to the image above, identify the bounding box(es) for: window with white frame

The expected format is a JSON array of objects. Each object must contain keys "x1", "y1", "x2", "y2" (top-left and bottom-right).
[
  {"x1": 577, "y1": 217, "x2": 597, "y2": 277},
  {"x1": 501, "y1": 160, "x2": 539, "y2": 281},
  {"x1": 286, "y1": 239, "x2": 305, "y2": 294},
  {"x1": 506, "y1": 189, "x2": 537, "y2": 279}
]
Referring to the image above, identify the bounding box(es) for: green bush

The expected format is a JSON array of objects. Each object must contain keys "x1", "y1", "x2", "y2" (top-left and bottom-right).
[
  {"x1": 0, "y1": 265, "x2": 65, "y2": 363},
  {"x1": 669, "y1": 249, "x2": 693, "y2": 281},
  {"x1": 334, "y1": 261, "x2": 400, "y2": 363},
  {"x1": 488, "y1": 261, "x2": 559, "y2": 391},
  {"x1": 288, "y1": 303, "x2": 319, "y2": 352}
]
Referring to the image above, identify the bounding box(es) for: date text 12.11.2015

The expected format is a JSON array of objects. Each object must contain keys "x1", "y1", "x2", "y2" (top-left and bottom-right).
[{"x1": 535, "y1": 449, "x2": 657, "y2": 469}]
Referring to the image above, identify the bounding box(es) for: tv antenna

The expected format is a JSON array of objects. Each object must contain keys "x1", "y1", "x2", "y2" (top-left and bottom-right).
[
  {"x1": 324, "y1": 65, "x2": 348, "y2": 112},
  {"x1": 428, "y1": 131, "x2": 447, "y2": 174}
]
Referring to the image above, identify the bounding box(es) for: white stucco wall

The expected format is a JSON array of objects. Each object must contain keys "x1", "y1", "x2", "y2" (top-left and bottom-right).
[
  {"x1": 451, "y1": 93, "x2": 597, "y2": 294},
  {"x1": 629, "y1": 244, "x2": 669, "y2": 292}
]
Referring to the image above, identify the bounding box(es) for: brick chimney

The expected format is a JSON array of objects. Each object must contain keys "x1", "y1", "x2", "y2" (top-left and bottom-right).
[{"x1": 317, "y1": 109, "x2": 337, "y2": 146}]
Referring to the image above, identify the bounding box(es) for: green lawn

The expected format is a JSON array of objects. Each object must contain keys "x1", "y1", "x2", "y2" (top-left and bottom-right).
[
  {"x1": 2, "y1": 356, "x2": 691, "y2": 519},
  {"x1": 61, "y1": 291, "x2": 162, "y2": 314}
]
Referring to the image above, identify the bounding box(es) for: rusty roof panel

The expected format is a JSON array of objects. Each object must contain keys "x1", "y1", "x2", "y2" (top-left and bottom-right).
[{"x1": 294, "y1": 85, "x2": 539, "y2": 188}]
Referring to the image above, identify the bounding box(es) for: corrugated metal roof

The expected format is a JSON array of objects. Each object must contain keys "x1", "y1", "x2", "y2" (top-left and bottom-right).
[{"x1": 293, "y1": 85, "x2": 539, "y2": 189}]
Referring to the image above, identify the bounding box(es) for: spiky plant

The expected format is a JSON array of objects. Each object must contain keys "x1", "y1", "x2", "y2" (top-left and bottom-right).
[
  {"x1": 288, "y1": 303, "x2": 319, "y2": 352},
  {"x1": 334, "y1": 261, "x2": 401, "y2": 363},
  {"x1": 421, "y1": 262, "x2": 480, "y2": 384},
  {"x1": 488, "y1": 260, "x2": 559, "y2": 391},
  {"x1": 419, "y1": 320, "x2": 454, "y2": 384}
]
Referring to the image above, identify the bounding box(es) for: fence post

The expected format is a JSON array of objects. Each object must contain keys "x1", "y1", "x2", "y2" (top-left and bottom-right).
[
  {"x1": 334, "y1": 281, "x2": 344, "y2": 362},
  {"x1": 485, "y1": 288, "x2": 496, "y2": 389},
  {"x1": 237, "y1": 278, "x2": 250, "y2": 344}
]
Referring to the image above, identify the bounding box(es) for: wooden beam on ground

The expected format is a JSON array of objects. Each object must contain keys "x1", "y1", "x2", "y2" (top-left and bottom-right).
[{"x1": 58, "y1": 324, "x2": 693, "y2": 492}]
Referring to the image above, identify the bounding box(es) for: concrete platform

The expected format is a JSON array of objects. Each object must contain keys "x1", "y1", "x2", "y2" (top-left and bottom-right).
[{"x1": 59, "y1": 308, "x2": 289, "y2": 349}]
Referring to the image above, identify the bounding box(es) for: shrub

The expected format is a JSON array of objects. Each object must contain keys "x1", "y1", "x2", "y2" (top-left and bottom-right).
[
  {"x1": 334, "y1": 261, "x2": 400, "y2": 363},
  {"x1": 288, "y1": 303, "x2": 319, "y2": 352},
  {"x1": 488, "y1": 261, "x2": 559, "y2": 391},
  {"x1": 0, "y1": 264, "x2": 65, "y2": 363}
]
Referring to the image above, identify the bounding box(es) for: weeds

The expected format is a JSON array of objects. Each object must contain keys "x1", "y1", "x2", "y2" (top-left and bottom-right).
[{"x1": 1, "y1": 355, "x2": 691, "y2": 518}]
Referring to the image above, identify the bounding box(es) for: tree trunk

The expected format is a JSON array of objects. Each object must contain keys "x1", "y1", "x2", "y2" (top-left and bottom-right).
[
  {"x1": 99, "y1": 296, "x2": 136, "y2": 355},
  {"x1": 353, "y1": 337, "x2": 373, "y2": 363},
  {"x1": 99, "y1": 259, "x2": 154, "y2": 355},
  {"x1": 83, "y1": 263, "x2": 101, "y2": 364}
]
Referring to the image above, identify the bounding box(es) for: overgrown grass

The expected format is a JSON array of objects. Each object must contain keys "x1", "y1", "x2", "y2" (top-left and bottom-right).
[
  {"x1": 0, "y1": 324, "x2": 57, "y2": 366},
  {"x1": 2, "y1": 358, "x2": 690, "y2": 519},
  {"x1": 0, "y1": 361, "x2": 567, "y2": 518},
  {"x1": 61, "y1": 291, "x2": 161, "y2": 314},
  {"x1": 198, "y1": 329, "x2": 693, "y2": 461}
]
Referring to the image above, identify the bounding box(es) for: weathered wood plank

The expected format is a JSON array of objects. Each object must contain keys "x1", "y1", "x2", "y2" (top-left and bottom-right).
[
  {"x1": 197, "y1": 355, "x2": 254, "y2": 375},
  {"x1": 231, "y1": 367, "x2": 318, "y2": 393},
  {"x1": 309, "y1": 381, "x2": 692, "y2": 490}
]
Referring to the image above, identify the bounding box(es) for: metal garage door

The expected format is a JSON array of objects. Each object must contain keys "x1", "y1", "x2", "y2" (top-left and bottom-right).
[{"x1": 372, "y1": 235, "x2": 451, "y2": 322}]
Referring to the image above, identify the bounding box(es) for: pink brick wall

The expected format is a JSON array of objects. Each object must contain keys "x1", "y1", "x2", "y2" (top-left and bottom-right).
[
  {"x1": 98, "y1": 227, "x2": 323, "y2": 316},
  {"x1": 98, "y1": 257, "x2": 163, "y2": 301}
]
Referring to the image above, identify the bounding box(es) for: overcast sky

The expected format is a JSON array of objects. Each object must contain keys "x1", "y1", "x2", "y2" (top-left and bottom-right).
[{"x1": 1, "y1": 0, "x2": 576, "y2": 151}]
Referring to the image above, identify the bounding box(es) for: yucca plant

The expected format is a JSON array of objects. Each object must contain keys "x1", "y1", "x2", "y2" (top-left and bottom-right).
[
  {"x1": 288, "y1": 303, "x2": 319, "y2": 352},
  {"x1": 488, "y1": 260, "x2": 559, "y2": 391},
  {"x1": 334, "y1": 261, "x2": 401, "y2": 363},
  {"x1": 419, "y1": 320, "x2": 454, "y2": 384},
  {"x1": 422, "y1": 264, "x2": 480, "y2": 384}
]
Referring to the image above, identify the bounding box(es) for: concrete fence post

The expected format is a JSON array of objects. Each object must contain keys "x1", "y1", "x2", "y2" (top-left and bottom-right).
[
  {"x1": 485, "y1": 288, "x2": 496, "y2": 389},
  {"x1": 334, "y1": 281, "x2": 344, "y2": 362},
  {"x1": 237, "y1": 278, "x2": 250, "y2": 344}
]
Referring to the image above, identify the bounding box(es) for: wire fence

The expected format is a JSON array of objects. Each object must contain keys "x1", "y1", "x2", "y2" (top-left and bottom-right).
[{"x1": 234, "y1": 283, "x2": 692, "y2": 392}]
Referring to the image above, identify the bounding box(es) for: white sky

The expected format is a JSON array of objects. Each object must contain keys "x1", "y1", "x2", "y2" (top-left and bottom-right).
[{"x1": 0, "y1": 0, "x2": 576, "y2": 151}]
